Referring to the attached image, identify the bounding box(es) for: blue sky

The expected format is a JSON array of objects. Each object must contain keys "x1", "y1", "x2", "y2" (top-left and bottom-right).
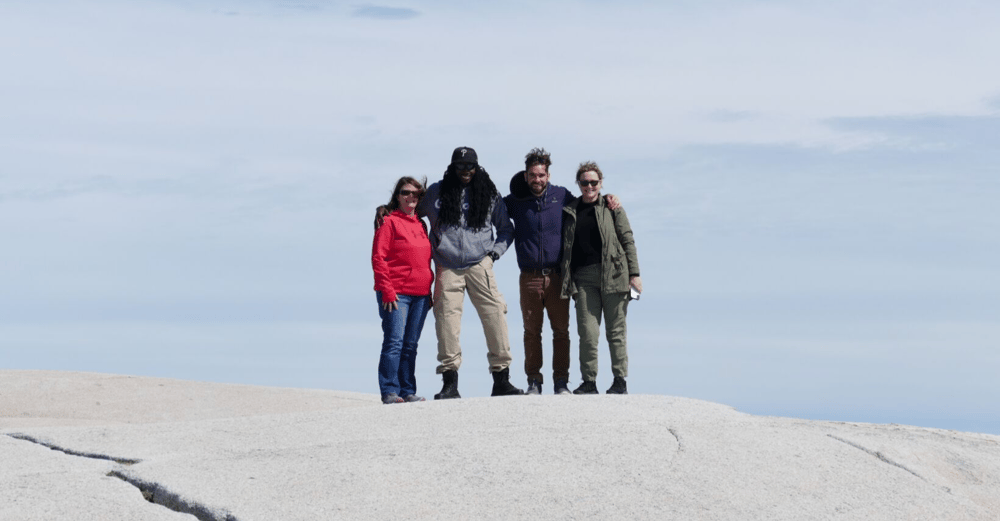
[{"x1": 2, "y1": 0, "x2": 999, "y2": 434}]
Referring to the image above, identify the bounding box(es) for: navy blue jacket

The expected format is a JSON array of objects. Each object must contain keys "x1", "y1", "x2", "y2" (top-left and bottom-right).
[{"x1": 503, "y1": 172, "x2": 575, "y2": 271}]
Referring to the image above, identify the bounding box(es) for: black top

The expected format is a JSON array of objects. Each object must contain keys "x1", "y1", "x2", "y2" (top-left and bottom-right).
[{"x1": 571, "y1": 199, "x2": 602, "y2": 270}]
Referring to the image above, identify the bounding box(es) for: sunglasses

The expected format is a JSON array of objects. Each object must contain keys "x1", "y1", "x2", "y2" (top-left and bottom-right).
[
  {"x1": 578, "y1": 180, "x2": 601, "y2": 187},
  {"x1": 399, "y1": 189, "x2": 423, "y2": 197},
  {"x1": 454, "y1": 162, "x2": 476, "y2": 172}
]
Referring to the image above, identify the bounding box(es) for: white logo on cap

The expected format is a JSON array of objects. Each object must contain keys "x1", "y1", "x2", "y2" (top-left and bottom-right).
[{"x1": 461, "y1": 148, "x2": 468, "y2": 157}]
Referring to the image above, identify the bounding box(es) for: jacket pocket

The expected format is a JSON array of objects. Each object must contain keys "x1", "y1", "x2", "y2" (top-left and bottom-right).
[
  {"x1": 480, "y1": 232, "x2": 495, "y2": 258},
  {"x1": 610, "y1": 253, "x2": 625, "y2": 278}
]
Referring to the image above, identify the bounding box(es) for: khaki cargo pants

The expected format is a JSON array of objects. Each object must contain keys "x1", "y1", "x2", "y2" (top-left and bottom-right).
[{"x1": 434, "y1": 256, "x2": 512, "y2": 374}]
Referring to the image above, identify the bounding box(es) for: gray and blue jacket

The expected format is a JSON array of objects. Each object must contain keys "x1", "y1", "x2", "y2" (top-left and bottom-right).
[{"x1": 418, "y1": 180, "x2": 513, "y2": 270}]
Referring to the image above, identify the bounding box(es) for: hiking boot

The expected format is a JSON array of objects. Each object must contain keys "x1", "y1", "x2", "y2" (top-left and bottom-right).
[
  {"x1": 434, "y1": 370, "x2": 461, "y2": 400},
  {"x1": 606, "y1": 376, "x2": 628, "y2": 395},
  {"x1": 553, "y1": 378, "x2": 571, "y2": 395},
  {"x1": 573, "y1": 380, "x2": 598, "y2": 395},
  {"x1": 491, "y1": 367, "x2": 525, "y2": 396},
  {"x1": 382, "y1": 393, "x2": 404, "y2": 404},
  {"x1": 403, "y1": 395, "x2": 426, "y2": 403},
  {"x1": 525, "y1": 378, "x2": 542, "y2": 395}
]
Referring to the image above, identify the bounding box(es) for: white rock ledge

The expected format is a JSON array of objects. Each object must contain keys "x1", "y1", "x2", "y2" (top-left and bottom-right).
[{"x1": 2, "y1": 370, "x2": 998, "y2": 520}]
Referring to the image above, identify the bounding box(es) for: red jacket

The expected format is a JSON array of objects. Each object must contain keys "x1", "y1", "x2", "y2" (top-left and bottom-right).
[{"x1": 372, "y1": 210, "x2": 434, "y2": 303}]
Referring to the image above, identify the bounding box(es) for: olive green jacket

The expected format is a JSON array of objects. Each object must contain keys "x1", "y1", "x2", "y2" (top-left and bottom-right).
[{"x1": 559, "y1": 196, "x2": 640, "y2": 298}]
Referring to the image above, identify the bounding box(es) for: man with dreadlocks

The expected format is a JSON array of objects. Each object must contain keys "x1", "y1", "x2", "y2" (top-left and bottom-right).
[{"x1": 416, "y1": 146, "x2": 523, "y2": 399}]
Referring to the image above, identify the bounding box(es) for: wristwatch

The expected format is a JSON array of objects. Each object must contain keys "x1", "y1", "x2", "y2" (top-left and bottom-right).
[{"x1": 487, "y1": 252, "x2": 500, "y2": 261}]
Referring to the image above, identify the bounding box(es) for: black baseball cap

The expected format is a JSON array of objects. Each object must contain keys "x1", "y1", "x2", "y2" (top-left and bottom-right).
[{"x1": 451, "y1": 146, "x2": 478, "y2": 166}]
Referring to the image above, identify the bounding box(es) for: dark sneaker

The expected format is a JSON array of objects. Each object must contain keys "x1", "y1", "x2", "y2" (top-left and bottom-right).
[
  {"x1": 403, "y1": 395, "x2": 426, "y2": 403},
  {"x1": 606, "y1": 376, "x2": 628, "y2": 395},
  {"x1": 526, "y1": 379, "x2": 542, "y2": 395},
  {"x1": 553, "y1": 378, "x2": 571, "y2": 395},
  {"x1": 573, "y1": 381, "x2": 598, "y2": 395},
  {"x1": 382, "y1": 393, "x2": 404, "y2": 404}
]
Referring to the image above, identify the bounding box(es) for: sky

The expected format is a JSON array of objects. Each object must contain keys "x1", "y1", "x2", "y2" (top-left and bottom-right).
[{"x1": 2, "y1": 0, "x2": 999, "y2": 434}]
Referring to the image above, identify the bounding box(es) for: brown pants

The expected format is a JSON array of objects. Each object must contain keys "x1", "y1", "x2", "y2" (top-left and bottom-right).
[{"x1": 519, "y1": 270, "x2": 571, "y2": 383}]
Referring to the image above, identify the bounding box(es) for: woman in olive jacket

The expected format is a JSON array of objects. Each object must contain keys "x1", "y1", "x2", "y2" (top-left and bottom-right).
[{"x1": 559, "y1": 162, "x2": 642, "y2": 395}]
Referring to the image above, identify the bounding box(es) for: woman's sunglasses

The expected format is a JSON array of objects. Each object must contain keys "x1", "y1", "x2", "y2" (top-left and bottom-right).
[
  {"x1": 399, "y1": 189, "x2": 423, "y2": 197},
  {"x1": 578, "y1": 180, "x2": 600, "y2": 187}
]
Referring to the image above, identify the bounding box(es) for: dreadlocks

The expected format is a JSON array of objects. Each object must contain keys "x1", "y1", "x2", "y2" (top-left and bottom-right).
[{"x1": 438, "y1": 164, "x2": 499, "y2": 230}]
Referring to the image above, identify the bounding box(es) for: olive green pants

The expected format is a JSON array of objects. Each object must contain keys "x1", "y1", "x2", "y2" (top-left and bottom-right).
[{"x1": 572, "y1": 264, "x2": 629, "y2": 382}]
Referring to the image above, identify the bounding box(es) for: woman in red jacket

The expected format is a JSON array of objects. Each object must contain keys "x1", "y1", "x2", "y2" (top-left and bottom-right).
[{"x1": 372, "y1": 177, "x2": 434, "y2": 404}]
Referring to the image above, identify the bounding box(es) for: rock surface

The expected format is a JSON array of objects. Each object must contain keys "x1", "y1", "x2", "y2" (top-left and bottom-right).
[{"x1": 2, "y1": 370, "x2": 998, "y2": 520}]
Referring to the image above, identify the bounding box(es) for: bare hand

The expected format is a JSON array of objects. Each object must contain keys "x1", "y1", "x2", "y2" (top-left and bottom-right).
[
  {"x1": 373, "y1": 205, "x2": 390, "y2": 230},
  {"x1": 382, "y1": 299, "x2": 398, "y2": 312},
  {"x1": 629, "y1": 275, "x2": 643, "y2": 294},
  {"x1": 605, "y1": 194, "x2": 622, "y2": 211}
]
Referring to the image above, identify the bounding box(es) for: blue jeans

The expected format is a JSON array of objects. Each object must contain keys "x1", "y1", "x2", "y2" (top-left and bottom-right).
[{"x1": 377, "y1": 292, "x2": 431, "y2": 399}]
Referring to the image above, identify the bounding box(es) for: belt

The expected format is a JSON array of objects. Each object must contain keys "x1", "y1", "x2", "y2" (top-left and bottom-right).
[{"x1": 522, "y1": 268, "x2": 559, "y2": 276}]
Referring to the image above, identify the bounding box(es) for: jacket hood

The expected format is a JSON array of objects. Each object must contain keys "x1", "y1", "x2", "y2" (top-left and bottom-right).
[
  {"x1": 508, "y1": 171, "x2": 533, "y2": 200},
  {"x1": 391, "y1": 208, "x2": 420, "y2": 219}
]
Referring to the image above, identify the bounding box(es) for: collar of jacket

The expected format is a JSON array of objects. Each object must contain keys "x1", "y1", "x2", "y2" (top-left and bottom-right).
[{"x1": 564, "y1": 193, "x2": 606, "y2": 215}]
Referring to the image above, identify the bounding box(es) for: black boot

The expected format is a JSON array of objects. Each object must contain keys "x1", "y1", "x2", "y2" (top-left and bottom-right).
[
  {"x1": 434, "y1": 370, "x2": 461, "y2": 400},
  {"x1": 606, "y1": 376, "x2": 628, "y2": 395},
  {"x1": 573, "y1": 380, "x2": 598, "y2": 395},
  {"x1": 490, "y1": 367, "x2": 524, "y2": 396}
]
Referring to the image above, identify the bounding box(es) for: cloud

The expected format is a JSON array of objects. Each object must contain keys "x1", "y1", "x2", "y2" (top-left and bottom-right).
[
  {"x1": 702, "y1": 110, "x2": 759, "y2": 123},
  {"x1": 826, "y1": 113, "x2": 1000, "y2": 152},
  {"x1": 983, "y1": 93, "x2": 1000, "y2": 112},
  {"x1": 351, "y1": 5, "x2": 419, "y2": 20}
]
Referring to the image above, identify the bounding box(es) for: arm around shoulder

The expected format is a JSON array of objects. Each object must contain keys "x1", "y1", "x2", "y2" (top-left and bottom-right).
[{"x1": 373, "y1": 205, "x2": 390, "y2": 230}]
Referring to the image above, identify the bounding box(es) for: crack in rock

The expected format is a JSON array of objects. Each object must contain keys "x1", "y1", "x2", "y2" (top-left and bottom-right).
[
  {"x1": 6, "y1": 433, "x2": 239, "y2": 521},
  {"x1": 107, "y1": 470, "x2": 239, "y2": 521},
  {"x1": 6, "y1": 433, "x2": 141, "y2": 465},
  {"x1": 827, "y1": 434, "x2": 935, "y2": 486},
  {"x1": 668, "y1": 428, "x2": 684, "y2": 453}
]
